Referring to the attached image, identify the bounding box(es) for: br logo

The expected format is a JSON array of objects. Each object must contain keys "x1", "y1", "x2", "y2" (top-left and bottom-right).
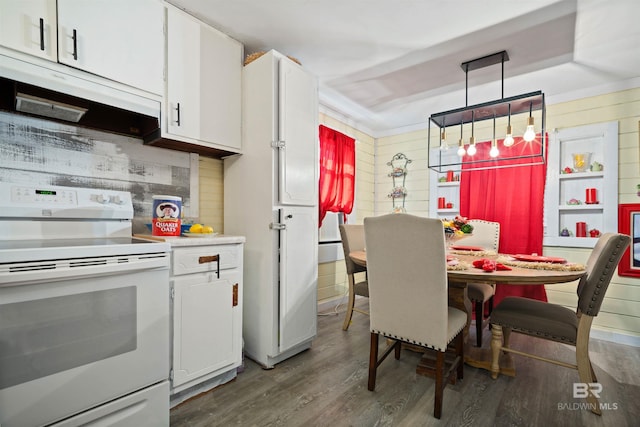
[{"x1": 573, "y1": 383, "x2": 602, "y2": 398}]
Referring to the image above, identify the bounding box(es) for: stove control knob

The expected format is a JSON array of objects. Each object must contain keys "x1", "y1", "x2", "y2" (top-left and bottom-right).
[
  {"x1": 110, "y1": 195, "x2": 126, "y2": 205},
  {"x1": 93, "y1": 194, "x2": 109, "y2": 204}
]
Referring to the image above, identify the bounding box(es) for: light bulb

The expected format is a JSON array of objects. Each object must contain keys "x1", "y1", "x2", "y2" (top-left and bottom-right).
[
  {"x1": 490, "y1": 141, "x2": 499, "y2": 158},
  {"x1": 523, "y1": 117, "x2": 535, "y2": 142},
  {"x1": 439, "y1": 130, "x2": 448, "y2": 150},
  {"x1": 466, "y1": 137, "x2": 476, "y2": 156},
  {"x1": 457, "y1": 139, "x2": 466, "y2": 157},
  {"x1": 504, "y1": 124, "x2": 514, "y2": 147}
]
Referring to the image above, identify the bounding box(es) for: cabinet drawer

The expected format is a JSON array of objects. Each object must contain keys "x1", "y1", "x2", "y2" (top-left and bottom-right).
[{"x1": 172, "y1": 244, "x2": 241, "y2": 275}]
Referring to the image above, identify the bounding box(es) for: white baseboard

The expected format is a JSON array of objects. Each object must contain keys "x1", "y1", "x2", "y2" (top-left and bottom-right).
[{"x1": 590, "y1": 328, "x2": 640, "y2": 347}]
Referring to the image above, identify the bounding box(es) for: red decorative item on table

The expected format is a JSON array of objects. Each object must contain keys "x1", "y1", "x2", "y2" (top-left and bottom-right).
[{"x1": 472, "y1": 259, "x2": 511, "y2": 272}]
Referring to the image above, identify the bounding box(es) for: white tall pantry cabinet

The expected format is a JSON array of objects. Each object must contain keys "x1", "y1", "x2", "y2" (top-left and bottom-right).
[{"x1": 224, "y1": 50, "x2": 319, "y2": 368}]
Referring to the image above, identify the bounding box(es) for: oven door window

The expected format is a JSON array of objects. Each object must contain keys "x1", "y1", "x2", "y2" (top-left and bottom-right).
[{"x1": 0, "y1": 287, "x2": 136, "y2": 390}]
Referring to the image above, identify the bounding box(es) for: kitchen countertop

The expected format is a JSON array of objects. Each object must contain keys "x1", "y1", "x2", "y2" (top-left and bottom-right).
[{"x1": 134, "y1": 234, "x2": 245, "y2": 246}]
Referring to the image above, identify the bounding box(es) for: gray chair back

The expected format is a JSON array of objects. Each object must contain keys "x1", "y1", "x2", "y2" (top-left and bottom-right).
[
  {"x1": 577, "y1": 233, "x2": 631, "y2": 316},
  {"x1": 364, "y1": 214, "x2": 451, "y2": 350},
  {"x1": 339, "y1": 224, "x2": 367, "y2": 275}
]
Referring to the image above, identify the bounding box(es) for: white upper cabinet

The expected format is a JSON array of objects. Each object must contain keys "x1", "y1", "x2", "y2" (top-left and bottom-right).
[
  {"x1": 56, "y1": 0, "x2": 164, "y2": 95},
  {"x1": 165, "y1": 5, "x2": 242, "y2": 152},
  {"x1": 0, "y1": 0, "x2": 58, "y2": 61},
  {"x1": 1, "y1": 0, "x2": 164, "y2": 95}
]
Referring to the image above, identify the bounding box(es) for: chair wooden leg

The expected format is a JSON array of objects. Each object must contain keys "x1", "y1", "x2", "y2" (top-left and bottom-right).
[
  {"x1": 502, "y1": 327, "x2": 511, "y2": 348},
  {"x1": 368, "y1": 332, "x2": 379, "y2": 391},
  {"x1": 490, "y1": 324, "x2": 503, "y2": 379},
  {"x1": 342, "y1": 276, "x2": 356, "y2": 330},
  {"x1": 434, "y1": 350, "x2": 444, "y2": 419},
  {"x1": 475, "y1": 300, "x2": 484, "y2": 347},
  {"x1": 456, "y1": 331, "x2": 464, "y2": 380},
  {"x1": 576, "y1": 315, "x2": 601, "y2": 415}
]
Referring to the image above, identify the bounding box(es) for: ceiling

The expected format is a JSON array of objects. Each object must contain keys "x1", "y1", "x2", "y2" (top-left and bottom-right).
[{"x1": 167, "y1": 0, "x2": 640, "y2": 136}]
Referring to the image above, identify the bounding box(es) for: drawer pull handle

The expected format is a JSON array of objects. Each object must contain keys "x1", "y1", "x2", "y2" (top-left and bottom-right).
[{"x1": 198, "y1": 254, "x2": 220, "y2": 278}]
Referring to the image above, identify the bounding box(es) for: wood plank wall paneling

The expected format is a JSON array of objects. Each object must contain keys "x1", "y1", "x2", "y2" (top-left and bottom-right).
[
  {"x1": 198, "y1": 156, "x2": 224, "y2": 233},
  {"x1": 376, "y1": 129, "x2": 430, "y2": 216},
  {"x1": 0, "y1": 111, "x2": 194, "y2": 234}
]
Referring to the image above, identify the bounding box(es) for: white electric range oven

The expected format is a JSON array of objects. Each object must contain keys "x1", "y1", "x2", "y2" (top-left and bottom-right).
[{"x1": 0, "y1": 183, "x2": 171, "y2": 427}]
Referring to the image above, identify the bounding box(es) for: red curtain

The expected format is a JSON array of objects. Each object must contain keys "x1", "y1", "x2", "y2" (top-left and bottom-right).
[
  {"x1": 319, "y1": 125, "x2": 355, "y2": 227},
  {"x1": 460, "y1": 135, "x2": 548, "y2": 306}
]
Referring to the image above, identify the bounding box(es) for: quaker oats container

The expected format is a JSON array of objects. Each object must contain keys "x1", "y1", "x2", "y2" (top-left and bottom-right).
[{"x1": 152, "y1": 195, "x2": 182, "y2": 236}]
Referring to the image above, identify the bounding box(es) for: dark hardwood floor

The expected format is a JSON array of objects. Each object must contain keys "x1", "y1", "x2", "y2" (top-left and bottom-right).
[{"x1": 170, "y1": 300, "x2": 640, "y2": 426}]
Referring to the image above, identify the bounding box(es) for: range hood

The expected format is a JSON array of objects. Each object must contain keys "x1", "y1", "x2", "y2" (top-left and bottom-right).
[
  {"x1": 0, "y1": 53, "x2": 161, "y2": 142},
  {"x1": 0, "y1": 76, "x2": 161, "y2": 142},
  {"x1": 15, "y1": 92, "x2": 88, "y2": 122}
]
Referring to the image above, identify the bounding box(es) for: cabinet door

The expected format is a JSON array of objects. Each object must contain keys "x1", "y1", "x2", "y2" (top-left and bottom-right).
[
  {"x1": 0, "y1": 0, "x2": 57, "y2": 61},
  {"x1": 278, "y1": 206, "x2": 317, "y2": 353},
  {"x1": 56, "y1": 0, "x2": 164, "y2": 95},
  {"x1": 166, "y1": 6, "x2": 199, "y2": 139},
  {"x1": 166, "y1": 6, "x2": 242, "y2": 150},
  {"x1": 172, "y1": 269, "x2": 241, "y2": 389},
  {"x1": 278, "y1": 59, "x2": 318, "y2": 206}
]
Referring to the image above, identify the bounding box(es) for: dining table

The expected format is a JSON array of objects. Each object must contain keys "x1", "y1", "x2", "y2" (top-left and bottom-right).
[{"x1": 348, "y1": 250, "x2": 587, "y2": 377}]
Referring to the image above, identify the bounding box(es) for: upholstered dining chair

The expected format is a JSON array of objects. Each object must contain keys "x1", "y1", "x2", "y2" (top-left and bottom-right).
[
  {"x1": 463, "y1": 219, "x2": 500, "y2": 347},
  {"x1": 489, "y1": 233, "x2": 631, "y2": 415},
  {"x1": 364, "y1": 214, "x2": 466, "y2": 419},
  {"x1": 339, "y1": 224, "x2": 369, "y2": 330}
]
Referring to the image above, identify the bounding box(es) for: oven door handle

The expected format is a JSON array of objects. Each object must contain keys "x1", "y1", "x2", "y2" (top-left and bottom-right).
[{"x1": 0, "y1": 254, "x2": 169, "y2": 287}]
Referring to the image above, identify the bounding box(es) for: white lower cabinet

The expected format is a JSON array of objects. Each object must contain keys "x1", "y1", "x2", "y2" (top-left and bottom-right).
[{"x1": 168, "y1": 240, "x2": 244, "y2": 400}]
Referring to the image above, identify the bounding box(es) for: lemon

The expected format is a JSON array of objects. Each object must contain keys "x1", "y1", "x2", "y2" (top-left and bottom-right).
[
  {"x1": 189, "y1": 223, "x2": 203, "y2": 233},
  {"x1": 202, "y1": 225, "x2": 214, "y2": 234}
]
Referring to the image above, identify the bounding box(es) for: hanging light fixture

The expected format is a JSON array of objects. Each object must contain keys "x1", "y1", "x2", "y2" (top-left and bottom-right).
[
  {"x1": 490, "y1": 114, "x2": 499, "y2": 158},
  {"x1": 457, "y1": 120, "x2": 466, "y2": 157},
  {"x1": 466, "y1": 111, "x2": 477, "y2": 156},
  {"x1": 427, "y1": 50, "x2": 545, "y2": 172},
  {"x1": 503, "y1": 103, "x2": 514, "y2": 147},
  {"x1": 523, "y1": 102, "x2": 536, "y2": 142}
]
